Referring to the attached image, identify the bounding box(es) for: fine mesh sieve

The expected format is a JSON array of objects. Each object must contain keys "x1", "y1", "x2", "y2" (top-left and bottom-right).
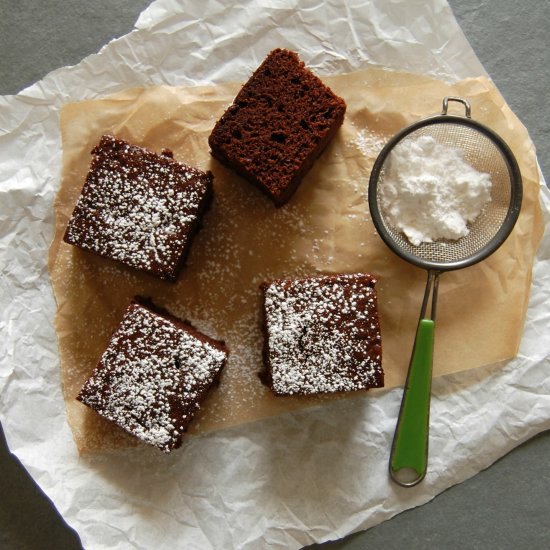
[{"x1": 368, "y1": 97, "x2": 522, "y2": 487}]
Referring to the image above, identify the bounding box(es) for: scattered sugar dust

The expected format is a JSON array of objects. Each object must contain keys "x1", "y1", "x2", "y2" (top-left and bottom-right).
[{"x1": 353, "y1": 128, "x2": 387, "y2": 160}]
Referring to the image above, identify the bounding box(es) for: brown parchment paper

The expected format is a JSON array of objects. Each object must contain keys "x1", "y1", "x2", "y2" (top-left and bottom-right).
[{"x1": 48, "y1": 68, "x2": 543, "y2": 453}]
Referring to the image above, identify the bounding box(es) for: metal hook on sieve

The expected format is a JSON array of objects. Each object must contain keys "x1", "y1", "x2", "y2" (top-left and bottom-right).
[{"x1": 442, "y1": 96, "x2": 471, "y2": 118}]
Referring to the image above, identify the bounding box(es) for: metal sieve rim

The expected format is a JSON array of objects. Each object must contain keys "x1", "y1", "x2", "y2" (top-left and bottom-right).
[{"x1": 368, "y1": 110, "x2": 523, "y2": 272}]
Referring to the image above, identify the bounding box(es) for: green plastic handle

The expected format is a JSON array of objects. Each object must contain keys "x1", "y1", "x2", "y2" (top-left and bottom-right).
[{"x1": 390, "y1": 318, "x2": 435, "y2": 486}]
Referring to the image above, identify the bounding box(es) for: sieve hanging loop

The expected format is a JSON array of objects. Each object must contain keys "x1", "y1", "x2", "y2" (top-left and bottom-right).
[
  {"x1": 442, "y1": 96, "x2": 471, "y2": 118},
  {"x1": 368, "y1": 96, "x2": 522, "y2": 488}
]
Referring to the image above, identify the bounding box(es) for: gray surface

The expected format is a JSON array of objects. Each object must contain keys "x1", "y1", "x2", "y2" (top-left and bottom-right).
[{"x1": 1, "y1": 1, "x2": 549, "y2": 549}]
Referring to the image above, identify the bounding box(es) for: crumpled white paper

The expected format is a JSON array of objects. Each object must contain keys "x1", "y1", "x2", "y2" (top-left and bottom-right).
[{"x1": 0, "y1": 0, "x2": 549, "y2": 548}]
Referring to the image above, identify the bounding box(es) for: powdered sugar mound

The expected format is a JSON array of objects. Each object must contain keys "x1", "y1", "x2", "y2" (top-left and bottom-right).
[{"x1": 379, "y1": 135, "x2": 492, "y2": 245}]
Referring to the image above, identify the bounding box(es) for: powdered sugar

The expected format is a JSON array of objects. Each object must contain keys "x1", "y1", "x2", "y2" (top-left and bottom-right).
[
  {"x1": 77, "y1": 302, "x2": 227, "y2": 453},
  {"x1": 379, "y1": 135, "x2": 492, "y2": 245},
  {"x1": 64, "y1": 135, "x2": 212, "y2": 279},
  {"x1": 354, "y1": 128, "x2": 386, "y2": 160},
  {"x1": 262, "y1": 274, "x2": 383, "y2": 396}
]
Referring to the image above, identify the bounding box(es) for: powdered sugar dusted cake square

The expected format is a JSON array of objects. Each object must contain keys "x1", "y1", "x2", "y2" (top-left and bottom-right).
[
  {"x1": 208, "y1": 48, "x2": 346, "y2": 206},
  {"x1": 64, "y1": 135, "x2": 213, "y2": 280},
  {"x1": 261, "y1": 273, "x2": 383, "y2": 396},
  {"x1": 77, "y1": 300, "x2": 228, "y2": 453}
]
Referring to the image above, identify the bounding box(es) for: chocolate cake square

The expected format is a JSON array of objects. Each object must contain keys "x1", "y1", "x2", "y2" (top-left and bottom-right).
[
  {"x1": 77, "y1": 300, "x2": 228, "y2": 453},
  {"x1": 261, "y1": 273, "x2": 383, "y2": 396},
  {"x1": 208, "y1": 48, "x2": 346, "y2": 206},
  {"x1": 64, "y1": 135, "x2": 213, "y2": 280}
]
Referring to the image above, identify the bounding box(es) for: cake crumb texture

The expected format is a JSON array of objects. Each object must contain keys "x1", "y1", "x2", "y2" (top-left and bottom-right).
[
  {"x1": 208, "y1": 48, "x2": 346, "y2": 206},
  {"x1": 261, "y1": 273, "x2": 383, "y2": 396}
]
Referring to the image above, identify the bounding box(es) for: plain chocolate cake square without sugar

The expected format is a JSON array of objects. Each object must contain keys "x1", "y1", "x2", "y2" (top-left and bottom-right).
[
  {"x1": 77, "y1": 300, "x2": 228, "y2": 453},
  {"x1": 208, "y1": 48, "x2": 347, "y2": 206},
  {"x1": 64, "y1": 135, "x2": 213, "y2": 280},
  {"x1": 261, "y1": 273, "x2": 383, "y2": 396}
]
